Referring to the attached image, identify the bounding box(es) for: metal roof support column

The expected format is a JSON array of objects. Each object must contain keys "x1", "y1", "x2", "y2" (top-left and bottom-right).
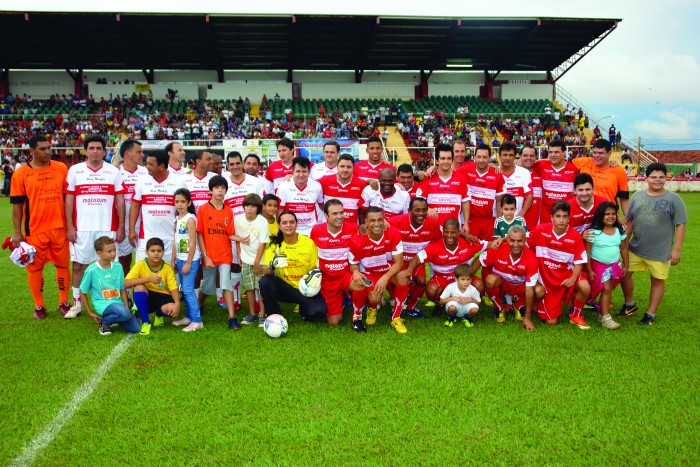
[{"x1": 0, "y1": 69, "x2": 9, "y2": 99}]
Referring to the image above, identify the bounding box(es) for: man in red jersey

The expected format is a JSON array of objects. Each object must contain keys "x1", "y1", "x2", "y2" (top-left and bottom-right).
[
  {"x1": 318, "y1": 154, "x2": 365, "y2": 225},
  {"x1": 348, "y1": 207, "x2": 409, "y2": 333},
  {"x1": 567, "y1": 173, "x2": 607, "y2": 233},
  {"x1": 396, "y1": 163, "x2": 422, "y2": 199},
  {"x1": 525, "y1": 201, "x2": 591, "y2": 330},
  {"x1": 416, "y1": 144, "x2": 469, "y2": 230},
  {"x1": 393, "y1": 197, "x2": 441, "y2": 318},
  {"x1": 404, "y1": 219, "x2": 489, "y2": 315},
  {"x1": 519, "y1": 145, "x2": 542, "y2": 231},
  {"x1": 263, "y1": 138, "x2": 295, "y2": 193},
  {"x1": 477, "y1": 225, "x2": 543, "y2": 325},
  {"x1": 533, "y1": 140, "x2": 577, "y2": 225},
  {"x1": 461, "y1": 143, "x2": 506, "y2": 241},
  {"x1": 310, "y1": 199, "x2": 365, "y2": 326},
  {"x1": 354, "y1": 136, "x2": 394, "y2": 181}
]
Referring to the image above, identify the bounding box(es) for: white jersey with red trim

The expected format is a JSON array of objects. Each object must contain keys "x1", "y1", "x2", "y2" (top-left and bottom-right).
[
  {"x1": 223, "y1": 174, "x2": 264, "y2": 218},
  {"x1": 310, "y1": 163, "x2": 338, "y2": 181},
  {"x1": 524, "y1": 169, "x2": 543, "y2": 229},
  {"x1": 65, "y1": 162, "x2": 124, "y2": 231},
  {"x1": 416, "y1": 172, "x2": 469, "y2": 227},
  {"x1": 388, "y1": 214, "x2": 441, "y2": 264},
  {"x1": 566, "y1": 195, "x2": 607, "y2": 233},
  {"x1": 534, "y1": 160, "x2": 577, "y2": 221},
  {"x1": 264, "y1": 160, "x2": 293, "y2": 193},
  {"x1": 528, "y1": 222, "x2": 587, "y2": 286},
  {"x1": 360, "y1": 186, "x2": 409, "y2": 220},
  {"x1": 119, "y1": 164, "x2": 148, "y2": 230},
  {"x1": 480, "y1": 242, "x2": 539, "y2": 287},
  {"x1": 354, "y1": 160, "x2": 395, "y2": 181},
  {"x1": 276, "y1": 179, "x2": 324, "y2": 236},
  {"x1": 462, "y1": 166, "x2": 506, "y2": 218},
  {"x1": 318, "y1": 175, "x2": 365, "y2": 225},
  {"x1": 167, "y1": 165, "x2": 188, "y2": 178},
  {"x1": 500, "y1": 166, "x2": 532, "y2": 214},
  {"x1": 133, "y1": 174, "x2": 186, "y2": 241},
  {"x1": 417, "y1": 238, "x2": 488, "y2": 279},
  {"x1": 310, "y1": 222, "x2": 358, "y2": 278},
  {"x1": 348, "y1": 226, "x2": 403, "y2": 276},
  {"x1": 184, "y1": 171, "x2": 215, "y2": 213}
]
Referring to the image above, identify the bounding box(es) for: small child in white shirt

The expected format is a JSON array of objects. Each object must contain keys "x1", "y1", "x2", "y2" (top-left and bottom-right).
[{"x1": 439, "y1": 264, "x2": 481, "y2": 328}]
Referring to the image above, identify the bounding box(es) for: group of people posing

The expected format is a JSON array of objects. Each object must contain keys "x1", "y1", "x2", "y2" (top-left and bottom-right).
[{"x1": 9, "y1": 134, "x2": 686, "y2": 335}]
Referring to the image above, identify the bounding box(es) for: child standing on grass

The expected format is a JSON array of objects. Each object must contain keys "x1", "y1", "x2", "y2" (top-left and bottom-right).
[
  {"x1": 262, "y1": 194, "x2": 279, "y2": 236},
  {"x1": 440, "y1": 264, "x2": 481, "y2": 328},
  {"x1": 492, "y1": 194, "x2": 527, "y2": 248},
  {"x1": 124, "y1": 237, "x2": 180, "y2": 336},
  {"x1": 585, "y1": 201, "x2": 628, "y2": 330},
  {"x1": 79, "y1": 236, "x2": 140, "y2": 335},
  {"x1": 235, "y1": 194, "x2": 270, "y2": 327},
  {"x1": 171, "y1": 188, "x2": 203, "y2": 332}
]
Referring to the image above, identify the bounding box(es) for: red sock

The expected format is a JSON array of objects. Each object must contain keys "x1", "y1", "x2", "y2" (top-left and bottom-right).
[
  {"x1": 352, "y1": 288, "x2": 369, "y2": 320},
  {"x1": 406, "y1": 282, "x2": 425, "y2": 310},
  {"x1": 485, "y1": 286, "x2": 502, "y2": 311},
  {"x1": 391, "y1": 284, "x2": 409, "y2": 320},
  {"x1": 570, "y1": 298, "x2": 586, "y2": 318}
]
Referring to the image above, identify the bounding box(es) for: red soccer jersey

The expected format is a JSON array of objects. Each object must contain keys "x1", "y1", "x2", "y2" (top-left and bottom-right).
[
  {"x1": 388, "y1": 214, "x2": 441, "y2": 265},
  {"x1": 318, "y1": 175, "x2": 365, "y2": 225},
  {"x1": 480, "y1": 242, "x2": 539, "y2": 287},
  {"x1": 310, "y1": 222, "x2": 359, "y2": 278},
  {"x1": 462, "y1": 166, "x2": 506, "y2": 218},
  {"x1": 264, "y1": 160, "x2": 293, "y2": 193},
  {"x1": 354, "y1": 160, "x2": 395, "y2": 181},
  {"x1": 524, "y1": 169, "x2": 542, "y2": 229},
  {"x1": 528, "y1": 222, "x2": 587, "y2": 286},
  {"x1": 534, "y1": 160, "x2": 577, "y2": 222},
  {"x1": 416, "y1": 171, "x2": 469, "y2": 228},
  {"x1": 417, "y1": 237, "x2": 488, "y2": 279},
  {"x1": 348, "y1": 226, "x2": 403, "y2": 276},
  {"x1": 404, "y1": 181, "x2": 422, "y2": 199},
  {"x1": 566, "y1": 195, "x2": 607, "y2": 233}
]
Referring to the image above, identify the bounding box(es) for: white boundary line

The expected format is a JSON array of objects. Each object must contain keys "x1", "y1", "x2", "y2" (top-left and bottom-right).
[{"x1": 12, "y1": 334, "x2": 136, "y2": 467}]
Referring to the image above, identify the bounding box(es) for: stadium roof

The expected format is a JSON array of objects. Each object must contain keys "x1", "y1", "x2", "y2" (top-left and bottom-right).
[{"x1": 0, "y1": 13, "x2": 619, "y2": 81}]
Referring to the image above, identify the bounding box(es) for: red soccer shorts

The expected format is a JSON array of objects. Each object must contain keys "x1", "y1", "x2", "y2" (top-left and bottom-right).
[
  {"x1": 468, "y1": 216, "x2": 495, "y2": 242},
  {"x1": 320, "y1": 272, "x2": 354, "y2": 316},
  {"x1": 537, "y1": 273, "x2": 587, "y2": 320}
]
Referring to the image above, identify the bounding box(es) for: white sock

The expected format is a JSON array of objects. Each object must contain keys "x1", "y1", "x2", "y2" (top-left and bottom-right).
[
  {"x1": 231, "y1": 272, "x2": 242, "y2": 305},
  {"x1": 194, "y1": 288, "x2": 200, "y2": 297},
  {"x1": 72, "y1": 287, "x2": 82, "y2": 308},
  {"x1": 216, "y1": 288, "x2": 223, "y2": 299}
]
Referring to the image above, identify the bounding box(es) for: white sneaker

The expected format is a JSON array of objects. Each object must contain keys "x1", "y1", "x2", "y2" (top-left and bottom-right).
[
  {"x1": 173, "y1": 317, "x2": 192, "y2": 326},
  {"x1": 64, "y1": 305, "x2": 82, "y2": 319},
  {"x1": 600, "y1": 314, "x2": 621, "y2": 330},
  {"x1": 182, "y1": 322, "x2": 203, "y2": 332}
]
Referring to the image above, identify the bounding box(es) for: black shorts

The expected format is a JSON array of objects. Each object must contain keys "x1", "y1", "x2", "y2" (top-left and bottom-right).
[{"x1": 148, "y1": 291, "x2": 175, "y2": 313}]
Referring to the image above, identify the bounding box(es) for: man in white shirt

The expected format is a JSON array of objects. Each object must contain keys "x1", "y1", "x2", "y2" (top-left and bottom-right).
[
  {"x1": 165, "y1": 141, "x2": 187, "y2": 177},
  {"x1": 276, "y1": 156, "x2": 324, "y2": 236},
  {"x1": 310, "y1": 140, "x2": 340, "y2": 181}
]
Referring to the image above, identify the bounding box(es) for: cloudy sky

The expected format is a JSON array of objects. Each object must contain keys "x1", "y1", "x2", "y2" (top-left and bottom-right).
[{"x1": 14, "y1": 0, "x2": 700, "y2": 149}]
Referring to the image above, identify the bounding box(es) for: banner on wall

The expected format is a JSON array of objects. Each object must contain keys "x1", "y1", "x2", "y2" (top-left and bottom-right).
[
  {"x1": 296, "y1": 139, "x2": 359, "y2": 163},
  {"x1": 135, "y1": 84, "x2": 151, "y2": 93}
]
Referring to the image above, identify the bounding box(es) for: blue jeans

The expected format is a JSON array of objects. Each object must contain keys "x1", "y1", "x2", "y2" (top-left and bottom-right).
[
  {"x1": 102, "y1": 302, "x2": 140, "y2": 333},
  {"x1": 176, "y1": 258, "x2": 201, "y2": 323}
]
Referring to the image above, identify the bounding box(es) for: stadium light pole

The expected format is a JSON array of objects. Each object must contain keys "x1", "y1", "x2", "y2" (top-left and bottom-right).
[{"x1": 598, "y1": 115, "x2": 614, "y2": 127}]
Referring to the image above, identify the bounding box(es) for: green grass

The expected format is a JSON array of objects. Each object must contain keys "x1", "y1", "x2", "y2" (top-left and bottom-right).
[{"x1": 1, "y1": 195, "x2": 699, "y2": 465}]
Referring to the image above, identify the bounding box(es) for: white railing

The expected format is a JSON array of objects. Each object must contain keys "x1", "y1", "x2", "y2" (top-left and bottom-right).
[{"x1": 555, "y1": 85, "x2": 657, "y2": 166}]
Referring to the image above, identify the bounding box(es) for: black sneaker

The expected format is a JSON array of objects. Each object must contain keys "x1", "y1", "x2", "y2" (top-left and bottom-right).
[
  {"x1": 617, "y1": 303, "x2": 639, "y2": 317},
  {"x1": 99, "y1": 322, "x2": 113, "y2": 335},
  {"x1": 351, "y1": 319, "x2": 367, "y2": 333},
  {"x1": 637, "y1": 313, "x2": 656, "y2": 326}
]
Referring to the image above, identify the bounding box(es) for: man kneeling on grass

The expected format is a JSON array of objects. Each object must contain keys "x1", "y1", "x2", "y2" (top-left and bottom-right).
[
  {"x1": 79, "y1": 236, "x2": 140, "y2": 335},
  {"x1": 124, "y1": 237, "x2": 180, "y2": 336}
]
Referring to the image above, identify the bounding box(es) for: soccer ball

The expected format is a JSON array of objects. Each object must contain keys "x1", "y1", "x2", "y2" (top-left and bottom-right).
[
  {"x1": 264, "y1": 314, "x2": 288, "y2": 338},
  {"x1": 298, "y1": 269, "x2": 322, "y2": 297}
]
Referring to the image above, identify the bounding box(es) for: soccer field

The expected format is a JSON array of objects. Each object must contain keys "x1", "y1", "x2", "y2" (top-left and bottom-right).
[{"x1": 1, "y1": 195, "x2": 698, "y2": 465}]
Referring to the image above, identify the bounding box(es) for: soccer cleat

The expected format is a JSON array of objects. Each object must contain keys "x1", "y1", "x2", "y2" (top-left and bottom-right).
[
  {"x1": 391, "y1": 317, "x2": 408, "y2": 334},
  {"x1": 182, "y1": 322, "x2": 203, "y2": 332},
  {"x1": 514, "y1": 306, "x2": 524, "y2": 321},
  {"x1": 585, "y1": 299, "x2": 601, "y2": 314},
  {"x1": 351, "y1": 319, "x2": 367, "y2": 333},
  {"x1": 139, "y1": 323, "x2": 152, "y2": 336},
  {"x1": 98, "y1": 321, "x2": 113, "y2": 335},
  {"x1": 425, "y1": 300, "x2": 436, "y2": 307},
  {"x1": 366, "y1": 307, "x2": 378, "y2": 325},
  {"x1": 569, "y1": 315, "x2": 591, "y2": 330},
  {"x1": 407, "y1": 308, "x2": 424, "y2": 318},
  {"x1": 173, "y1": 317, "x2": 191, "y2": 327},
  {"x1": 64, "y1": 305, "x2": 82, "y2": 319},
  {"x1": 443, "y1": 317, "x2": 456, "y2": 327},
  {"x1": 600, "y1": 314, "x2": 621, "y2": 330},
  {"x1": 228, "y1": 317, "x2": 241, "y2": 330},
  {"x1": 241, "y1": 314, "x2": 257, "y2": 325},
  {"x1": 637, "y1": 313, "x2": 656, "y2": 326},
  {"x1": 463, "y1": 316, "x2": 474, "y2": 328},
  {"x1": 292, "y1": 304, "x2": 300, "y2": 314},
  {"x1": 153, "y1": 315, "x2": 164, "y2": 327},
  {"x1": 58, "y1": 301, "x2": 71, "y2": 317},
  {"x1": 617, "y1": 303, "x2": 638, "y2": 317},
  {"x1": 217, "y1": 297, "x2": 227, "y2": 309},
  {"x1": 482, "y1": 295, "x2": 493, "y2": 307},
  {"x1": 495, "y1": 309, "x2": 506, "y2": 323},
  {"x1": 33, "y1": 306, "x2": 47, "y2": 320},
  {"x1": 258, "y1": 317, "x2": 266, "y2": 327}
]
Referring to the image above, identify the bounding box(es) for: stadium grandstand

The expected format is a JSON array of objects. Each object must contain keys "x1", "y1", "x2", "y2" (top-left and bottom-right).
[{"x1": 0, "y1": 12, "x2": 660, "y2": 178}]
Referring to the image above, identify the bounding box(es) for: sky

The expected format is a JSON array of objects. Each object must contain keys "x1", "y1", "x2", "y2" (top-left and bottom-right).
[{"x1": 9, "y1": 0, "x2": 700, "y2": 150}]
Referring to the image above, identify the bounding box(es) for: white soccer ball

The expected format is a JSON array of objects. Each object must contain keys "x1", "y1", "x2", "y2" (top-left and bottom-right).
[
  {"x1": 298, "y1": 270, "x2": 322, "y2": 297},
  {"x1": 264, "y1": 314, "x2": 288, "y2": 338}
]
